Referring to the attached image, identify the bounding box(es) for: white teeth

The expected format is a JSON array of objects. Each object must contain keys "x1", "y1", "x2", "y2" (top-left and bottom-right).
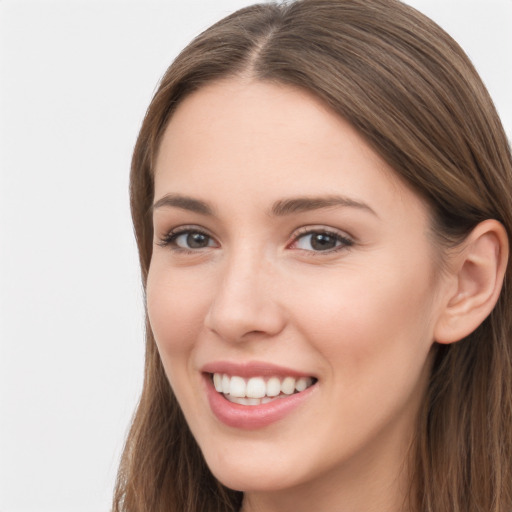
[
  {"x1": 213, "y1": 373, "x2": 223, "y2": 392},
  {"x1": 266, "y1": 377, "x2": 281, "y2": 397},
  {"x1": 229, "y1": 376, "x2": 246, "y2": 397},
  {"x1": 295, "y1": 377, "x2": 308, "y2": 392},
  {"x1": 246, "y1": 377, "x2": 266, "y2": 398},
  {"x1": 226, "y1": 395, "x2": 276, "y2": 406},
  {"x1": 281, "y1": 376, "x2": 296, "y2": 395},
  {"x1": 222, "y1": 374, "x2": 230, "y2": 394},
  {"x1": 211, "y1": 373, "x2": 315, "y2": 401}
]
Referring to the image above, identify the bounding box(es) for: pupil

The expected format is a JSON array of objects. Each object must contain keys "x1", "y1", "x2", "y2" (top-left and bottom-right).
[
  {"x1": 311, "y1": 233, "x2": 336, "y2": 250},
  {"x1": 187, "y1": 232, "x2": 208, "y2": 248}
]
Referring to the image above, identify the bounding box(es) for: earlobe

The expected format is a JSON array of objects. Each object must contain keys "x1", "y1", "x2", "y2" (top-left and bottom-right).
[{"x1": 434, "y1": 219, "x2": 509, "y2": 344}]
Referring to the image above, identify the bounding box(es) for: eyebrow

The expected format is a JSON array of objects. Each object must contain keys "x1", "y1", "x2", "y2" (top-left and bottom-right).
[
  {"x1": 152, "y1": 194, "x2": 214, "y2": 216},
  {"x1": 151, "y1": 193, "x2": 377, "y2": 217},
  {"x1": 270, "y1": 195, "x2": 377, "y2": 217}
]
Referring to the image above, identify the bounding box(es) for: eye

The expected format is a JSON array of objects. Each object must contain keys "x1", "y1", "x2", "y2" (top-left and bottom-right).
[
  {"x1": 174, "y1": 231, "x2": 215, "y2": 249},
  {"x1": 290, "y1": 229, "x2": 353, "y2": 252},
  {"x1": 158, "y1": 227, "x2": 217, "y2": 251}
]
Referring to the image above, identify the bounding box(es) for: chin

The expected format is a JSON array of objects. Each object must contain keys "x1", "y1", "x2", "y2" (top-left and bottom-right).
[
  {"x1": 208, "y1": 461, "x2": 300, "y2": 493},
  {"x1": 197, "y1": 436, "x2": 319, "y2": 493}
]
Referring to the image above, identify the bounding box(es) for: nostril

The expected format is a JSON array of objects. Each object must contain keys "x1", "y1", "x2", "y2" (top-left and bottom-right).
[{"x1": 204, "y1": 300, "x2": 287, "y2": 343}]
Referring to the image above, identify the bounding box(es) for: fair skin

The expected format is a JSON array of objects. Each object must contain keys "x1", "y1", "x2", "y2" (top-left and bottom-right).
[{"x1": 146, "y1": 78, "x2": 507, "y2": 511}]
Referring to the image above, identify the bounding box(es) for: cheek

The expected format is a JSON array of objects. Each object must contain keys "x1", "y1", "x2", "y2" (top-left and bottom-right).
[
  {"x1": 146, "y1": 264, "x2": 210, "y2": 356},
  {"x1": 287, "y1": 267, "x2": 436, "y2": 443},
  {"x1": 286, "y1": 259, "x2": 437, "y2": 377}
]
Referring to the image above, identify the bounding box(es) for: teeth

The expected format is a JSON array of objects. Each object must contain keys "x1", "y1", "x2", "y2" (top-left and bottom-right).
[
  {"x1": 212, "y1": 373, "x2": 314, "y2": 400},
  {"x1": 222, "y1": 374, "x2": 230, "y2": 394},
  {"x1": 229, "y1": 376, "x2": 246, "y2": 397},
  {"x1": 266, "y1": 377, "x2": 281, "y2": 397},
  {"x1": 281, "y1": 376, "x2": 296, "y2": 395},
  {"x1": 246, "y1": 377, "x2": 266, "y2": 398},
  {"x1": 226, "y1": 396, "x2": 269, "y2": 406},
  {"x1": 295, "y1": 377, "x2": 308, "y2": 392},
  {"x1": 213, "y1": 373, "x2": 222, "y2": 392}
]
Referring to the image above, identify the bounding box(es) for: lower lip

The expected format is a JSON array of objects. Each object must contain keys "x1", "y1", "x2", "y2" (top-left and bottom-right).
[{"x1": 203, "y1": 374, "x2": 316, "y2": 430}]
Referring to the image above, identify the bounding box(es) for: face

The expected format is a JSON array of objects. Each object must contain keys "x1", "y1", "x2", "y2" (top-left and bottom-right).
[{"x1": 148, "y1": 79, "x2": 448, "y2": 504}]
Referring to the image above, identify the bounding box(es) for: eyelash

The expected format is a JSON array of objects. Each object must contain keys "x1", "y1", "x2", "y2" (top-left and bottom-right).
[
  {"x1": 157, "y1": 226, "x2": 215, "y2": 254},
  {"x1": 288, "y1": 227, "x2": 354, "y2": 254},
  {"x1": 157, "y1": 226, "x2": 354, "y2": 255}
]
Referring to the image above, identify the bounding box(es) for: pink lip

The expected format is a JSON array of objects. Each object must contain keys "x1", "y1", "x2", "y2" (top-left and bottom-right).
[
  {"x1": 201, "y1": 360, "x2": 314, "y2": 379},
  {"x1": 201, "y1": 365, "x2": 317, "y2": 430}
]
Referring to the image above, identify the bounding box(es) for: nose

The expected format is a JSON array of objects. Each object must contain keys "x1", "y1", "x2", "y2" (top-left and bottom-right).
[{"x1": 204, "y1": 249, "x2": 287, "y2": 343}]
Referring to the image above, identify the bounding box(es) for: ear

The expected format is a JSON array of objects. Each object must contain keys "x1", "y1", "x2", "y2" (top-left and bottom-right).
[{"x1": 434, "y1": 219, "x2": 509, "y2": 344}]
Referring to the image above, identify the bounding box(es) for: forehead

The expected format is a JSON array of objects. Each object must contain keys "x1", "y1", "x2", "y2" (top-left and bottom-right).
[{"x1": 154, "y1": 78, "x2": 426, "y2": 223}]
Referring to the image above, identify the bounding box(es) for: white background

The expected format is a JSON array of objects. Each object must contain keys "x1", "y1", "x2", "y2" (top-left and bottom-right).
[{"x1": 0, "y1": 1, "x2": 510, "y2": 511}]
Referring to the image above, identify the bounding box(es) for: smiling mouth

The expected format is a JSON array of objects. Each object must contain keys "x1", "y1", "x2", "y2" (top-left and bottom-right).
[{"x1": 210, "y1": 373, "x2": 317, "y2": 406}]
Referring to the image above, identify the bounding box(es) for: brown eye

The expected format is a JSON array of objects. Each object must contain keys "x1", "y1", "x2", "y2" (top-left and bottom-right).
[
  {"x1": 293, "y1": 230, "x2": 353, "y2": 252},
  {"x1": 166, "y1": 230, "x2": 216, "y2": 250},
  {"x1": 309, "y1": 233, "x2": 338, "y2": 250},
  {"x1": 184, "y1": 232, "x2": 211, "y2": 248}
]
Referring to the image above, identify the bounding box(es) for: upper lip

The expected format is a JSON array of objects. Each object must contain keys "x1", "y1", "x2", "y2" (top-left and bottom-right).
[{"x1": 201, "y1": 360, "x2": 315, "y2": 379}]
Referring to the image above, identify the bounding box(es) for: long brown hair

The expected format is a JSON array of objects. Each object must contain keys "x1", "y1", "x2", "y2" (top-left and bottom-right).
[{"x1": 113, "y1": 1, "x2": 512, "y2": 510}]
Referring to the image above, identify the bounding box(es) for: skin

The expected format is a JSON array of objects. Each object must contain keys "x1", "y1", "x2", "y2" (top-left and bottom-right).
[{"x1": 147, "y1": 78, "x2": 454, "y2": 512}]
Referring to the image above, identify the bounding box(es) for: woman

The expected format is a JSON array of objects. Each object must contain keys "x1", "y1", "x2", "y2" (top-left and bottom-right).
[{"x1": 113, "y1": 0, "x2": 512, "y2": 510}]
